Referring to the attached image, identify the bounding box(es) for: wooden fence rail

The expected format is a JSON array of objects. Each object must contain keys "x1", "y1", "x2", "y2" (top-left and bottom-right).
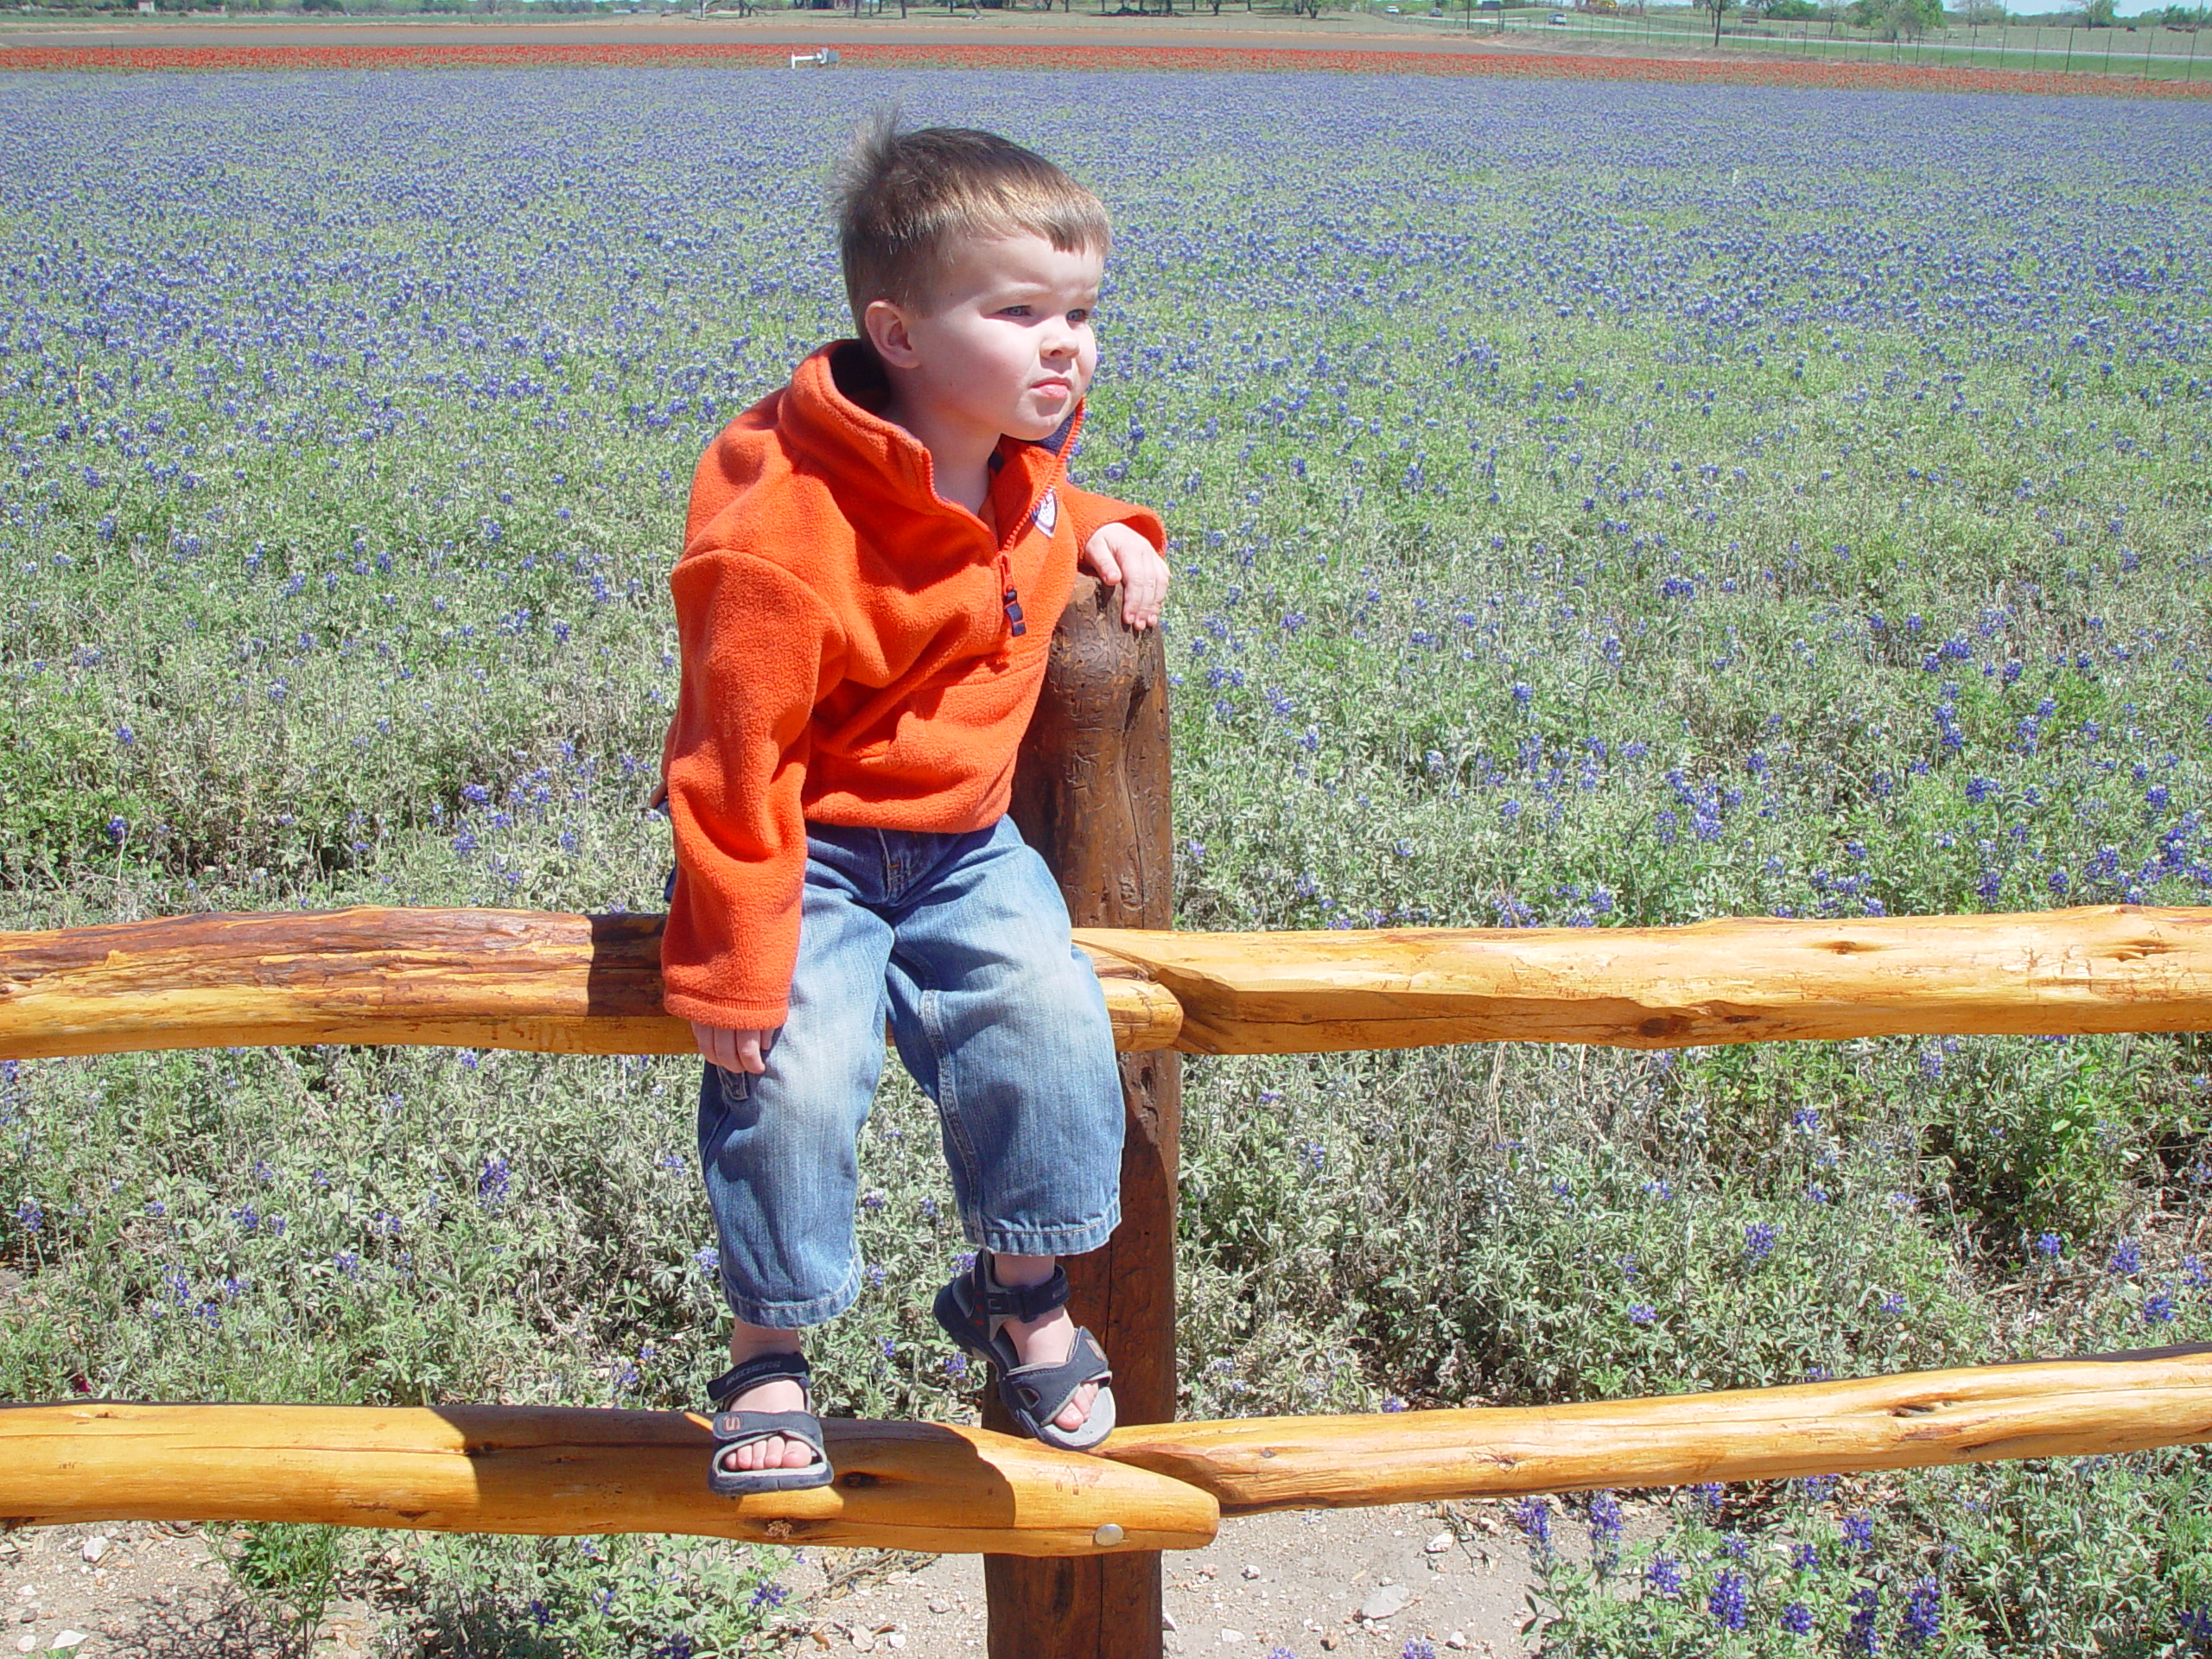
[
  {"x1": 9, "y1": 901, "x2": 2212, "y2": 1062},
  {"x1": 7, "y1": 581, "x2": 2211, "y2": 1659},
  {"x1": 4, "y1": 1347, "x2": 2208, "y2": 1548}
]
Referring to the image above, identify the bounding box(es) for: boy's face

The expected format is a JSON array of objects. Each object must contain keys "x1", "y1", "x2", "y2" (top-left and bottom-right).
[{"x1": 866, "y1": 232, "x2": 1104, "y2": 447}]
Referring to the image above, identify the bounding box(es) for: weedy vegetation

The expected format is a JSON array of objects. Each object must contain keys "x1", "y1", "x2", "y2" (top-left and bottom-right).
[{"x1": 2, "y1": 67, "x2": 2210, "y2": 1656}]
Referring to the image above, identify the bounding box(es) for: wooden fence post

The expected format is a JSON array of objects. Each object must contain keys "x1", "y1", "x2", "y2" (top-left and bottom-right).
[{"x1": 995, "y1": 575, "x2": 1179, "y2": 1659}]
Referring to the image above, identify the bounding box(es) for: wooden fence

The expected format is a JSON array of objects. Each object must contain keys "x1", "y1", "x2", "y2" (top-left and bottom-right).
[{"x1": 5, "y1": 578, "x2": 2212, "y2": 1658}]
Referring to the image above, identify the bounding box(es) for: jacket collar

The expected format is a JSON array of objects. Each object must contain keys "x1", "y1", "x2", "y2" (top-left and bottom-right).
[{"x1": 781, "y1": 340, "x2": 1084, "y2": 551}]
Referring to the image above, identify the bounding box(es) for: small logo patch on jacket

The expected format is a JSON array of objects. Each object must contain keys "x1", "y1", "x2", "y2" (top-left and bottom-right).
[{"x1": 1032, "y1": 488, "x2": 1058, "y2": 537}]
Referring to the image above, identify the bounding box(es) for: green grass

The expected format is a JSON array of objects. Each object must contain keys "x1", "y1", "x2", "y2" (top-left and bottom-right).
[{"x1": 3, "y1": 66, "x2": 2210, "y2": 1656}]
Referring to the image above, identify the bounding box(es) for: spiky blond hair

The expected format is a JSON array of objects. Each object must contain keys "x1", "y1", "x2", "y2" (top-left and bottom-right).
[{"x1": 836, "y1": 115, "x2": 1110, "y2": 329}]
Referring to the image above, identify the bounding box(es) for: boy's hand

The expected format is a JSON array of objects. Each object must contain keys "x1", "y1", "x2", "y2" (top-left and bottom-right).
[
  {"x1": 1079, "y1": 522, "x2": 1168, "y2": 632},
  {"x1": 693, "y1": 1021, "x2": 778, "y2": 1075}
]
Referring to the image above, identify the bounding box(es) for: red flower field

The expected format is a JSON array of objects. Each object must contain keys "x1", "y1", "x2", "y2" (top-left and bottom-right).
[{"x1": 0, "y1": 37, "x2": 2205, "y2": 98}]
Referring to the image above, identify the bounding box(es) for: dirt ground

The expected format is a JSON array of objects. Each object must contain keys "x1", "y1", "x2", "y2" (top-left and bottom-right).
[
  {"x1": 781, "y1": 1501, "x2": 1542, "y2": 1656},
  {"x1": 0, "y1": 1501, "x2": 1550, "y2": 1656}
]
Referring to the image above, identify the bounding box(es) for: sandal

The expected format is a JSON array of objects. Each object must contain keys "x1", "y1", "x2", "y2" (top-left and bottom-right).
[
  {"x1": 932, "y1": 1255, "x2": 1116, "y2": 1452},
  {"x1": 704, "y1": 1351, "x2": 834, "y2": 1497}
]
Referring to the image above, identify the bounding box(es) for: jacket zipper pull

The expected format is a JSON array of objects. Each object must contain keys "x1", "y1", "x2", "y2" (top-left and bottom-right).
[{"x1": 1003, "y1": 586, "x2": 1026, "y2": 637}]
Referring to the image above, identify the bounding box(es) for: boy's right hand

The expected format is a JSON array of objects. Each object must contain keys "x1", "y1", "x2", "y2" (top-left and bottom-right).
[{"x1": 692, "y1": 1021, "x2": 779, "y2": 1075}]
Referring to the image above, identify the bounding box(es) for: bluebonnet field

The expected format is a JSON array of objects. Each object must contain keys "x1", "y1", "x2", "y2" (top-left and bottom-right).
[{"x1": 3, "y1": 63, "x2": 2211, "y2": 1656}]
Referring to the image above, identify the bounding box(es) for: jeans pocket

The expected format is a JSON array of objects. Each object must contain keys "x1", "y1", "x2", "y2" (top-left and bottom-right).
[{"x1": 662, "y1": 865, "x2": 677, "y2": 906}]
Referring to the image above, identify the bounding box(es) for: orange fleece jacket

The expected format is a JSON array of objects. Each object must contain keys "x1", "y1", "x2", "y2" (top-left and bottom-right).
[{"x1": 656, "y1": 340, "x2": 1167, "y2": 1032}]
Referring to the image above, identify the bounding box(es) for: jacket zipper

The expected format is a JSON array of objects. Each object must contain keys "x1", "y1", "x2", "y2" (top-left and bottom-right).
[{"x1": 999, "y1": 546, "x2": 1025, "y2": 638}]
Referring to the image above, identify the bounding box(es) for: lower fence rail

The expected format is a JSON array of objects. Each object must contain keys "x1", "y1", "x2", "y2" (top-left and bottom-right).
[{"x1": 5, "y1": 1345, "x2": 2207, "y2": 1550}]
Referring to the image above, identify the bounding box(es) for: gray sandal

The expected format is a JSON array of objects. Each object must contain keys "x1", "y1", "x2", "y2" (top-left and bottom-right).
[
  {"x1": 932, "y1": 1255, "x2": 1116, "y2": 1452},
  {"x1": 705, "y1": 1351, "x2": 833, "y2": 1496}
]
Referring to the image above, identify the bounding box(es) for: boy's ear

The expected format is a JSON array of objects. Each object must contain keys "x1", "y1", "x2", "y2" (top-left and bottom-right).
[{"x1": 863, "y1": 298, "x2": 921, "y2": 371}]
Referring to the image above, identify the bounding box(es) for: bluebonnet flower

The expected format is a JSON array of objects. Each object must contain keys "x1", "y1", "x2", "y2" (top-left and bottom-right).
[
  {"x1": 2109, "y1": 1240, "x2": 2142, "y2": 1275},
  {"x1": 1511, "y1": 1496, "x2": 1552, "y2": 1559},
  {"x1": 1587, "y1": 1491, "x2": 1624, "y2": 1565},
  {"x1": 1781, "y1": 1601, "x2": 1815, "y2": 1636},
  {"x1": 1846, "y1": 1586, "x2": 1882, "y2": 1654},
  {"x1": 478, "y1": 1155, "x2": 510, "y2": 1208},
  {"x1": 1646, "y1": 1556, "x2": 1684, "y2": 1598},
  {"x1": 1901, "y1": 1579, "x2": 1942, "y2": 1648},
  {"x1": 1709, "y1": 1568, "x2": 1750, "y2": 1631},
  {"x1": 1745, "y1": 1222, "x2": 1777, "y2": 1262},
  {"x1": 2035, "y1": 1232, "x2": 2065, "y2": 1261},
  {"x1": 1843, "y1": 1513, "x2": 1875, "y2": 1549},
  {"x1": 1628, "y1": 1304, "x2": 1656, "y2": 1326}
]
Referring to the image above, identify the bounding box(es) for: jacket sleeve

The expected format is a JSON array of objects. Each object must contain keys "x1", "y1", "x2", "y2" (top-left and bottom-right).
[
  {"x1": 658, "y1": 550, "x2": 842, "y2": 1032},
  {"x1": 1061, "y1": 482, "x2": 1167, "y2": 556}
]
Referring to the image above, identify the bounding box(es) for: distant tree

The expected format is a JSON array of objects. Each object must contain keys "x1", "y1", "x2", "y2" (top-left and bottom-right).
[
  {"x1": 1844, "y1": 0, "x2": 1938, "y2": 33},
  {"x1": 1695, "y1": 0, "x2": 1732, "y2": 41},
  {"x1": 2063, "y1": 0, "x2": 2116, "y2": 22},
  {"x1": 1957, "y1": 0, "x2": 2002, "y2": 20},
  {"x1": 1766, "y1": 0, "x2": 1817, "y2": 19}
]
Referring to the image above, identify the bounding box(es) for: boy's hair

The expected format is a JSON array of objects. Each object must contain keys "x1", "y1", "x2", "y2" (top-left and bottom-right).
[{"x1": 836, "y1": 116, "x2": 1110, "y2": 330}]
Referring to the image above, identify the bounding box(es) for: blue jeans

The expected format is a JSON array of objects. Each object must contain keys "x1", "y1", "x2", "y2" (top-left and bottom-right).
[{"x1": 662, "y1": 814, "x2": 1124, "y2": 1330}]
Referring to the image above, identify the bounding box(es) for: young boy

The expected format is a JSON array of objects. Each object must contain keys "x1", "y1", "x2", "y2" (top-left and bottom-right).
[{"x1": 649, "y1": 122, "x2": 1170, "y2": 1493}]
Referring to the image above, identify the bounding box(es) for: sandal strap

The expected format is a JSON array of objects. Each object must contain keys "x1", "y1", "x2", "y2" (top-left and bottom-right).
[
  {"x1": 710, "y1": 1407, "x2": 827, "y2": 1460},
  {"x1": 975, "y1": 1257, "x2": 1071, "y2": 1325},
  {"x1": 708, "y1": 1350, "x2": 810, "y2": 1409},
  {"x1": 1001, "y1": 1326, "x2": 1113, "y2": 1430}
]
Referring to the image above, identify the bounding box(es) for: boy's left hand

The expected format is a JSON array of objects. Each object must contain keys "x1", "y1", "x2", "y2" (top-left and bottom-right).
[{"x1": 1079, "y1": 522, "x2": 1168, "y2": 632}]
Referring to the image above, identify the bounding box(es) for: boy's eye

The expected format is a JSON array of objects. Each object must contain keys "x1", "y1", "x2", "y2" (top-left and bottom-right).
[
  {"x1": 999, "y1": 304, "x2": 1033, "y2": 317},
  {"x1": 1067, "y1": 308, "x2": 1092, "y2": 324}
]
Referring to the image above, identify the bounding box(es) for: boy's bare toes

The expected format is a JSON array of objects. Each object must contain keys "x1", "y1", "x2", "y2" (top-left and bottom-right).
[{"x1": 1054, "y1": 1382, "x2": 1097, "y2": 1433}]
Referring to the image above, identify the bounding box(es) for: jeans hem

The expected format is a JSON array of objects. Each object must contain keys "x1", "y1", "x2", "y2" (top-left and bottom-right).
[
  {"x1": 718, "y1": 1258, "x2": 862, "y2": 1331},
  {"x1": 970, "y1": 1207, "x2": 1122, "y2": 1260}
]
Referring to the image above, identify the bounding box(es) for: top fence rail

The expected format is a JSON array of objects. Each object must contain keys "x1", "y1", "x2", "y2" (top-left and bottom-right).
[{"x1": 3, "y1": 901, "x2": 2210, "y2": 1062}]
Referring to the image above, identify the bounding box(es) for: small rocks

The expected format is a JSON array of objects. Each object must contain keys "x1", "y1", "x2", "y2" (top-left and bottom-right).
[
  {"x1": 1217, "y1": 1632, "x2": 1244, "y2": 1647},
  {"x1": 77, "y1": 1541, "x2": 105, "y2": 1567},
  {"x1": 1357, "y1": 1582, "x2": 1411, "y2": 1622},
  {"x1": 1425, "y1": 1531, "x2": 1456, "y2": 1554},
  {"x1": 1240, "y1": 1564, "x2": 1262, "y2": 1581},
  {"x1": 49, "y1": 1637, "x2": 88, "y2": 1653}
]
